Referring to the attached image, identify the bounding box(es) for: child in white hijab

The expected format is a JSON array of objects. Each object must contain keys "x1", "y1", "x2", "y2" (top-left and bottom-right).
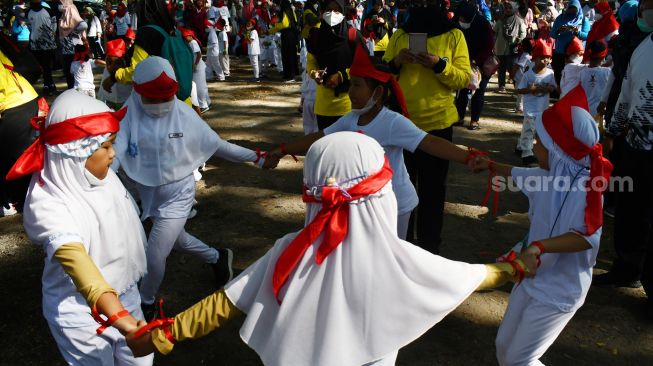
[
  {"x1": 112, "y1": 56, "x2": 272, "y2": 320},
  {"x1": 474, "y1": 85, "x2": 613, "y2": 365},
  {"x1": 124, "y1": 132, "x2": 534, "y2": 365},
  {"x1": 8, "y1": 90, "x2": 153, "y2": 365}
]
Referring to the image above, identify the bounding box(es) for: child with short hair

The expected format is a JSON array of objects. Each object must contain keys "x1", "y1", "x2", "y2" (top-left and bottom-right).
[
  {"x1": 560, "y1": 36, "x2": 586, "y2": 97},
  {"x1": 475, "y1": 85, "x2": 612, "y2": 365},
  {"x1": 7, "y1": 90, "x2": 153, "y2": 365},
  {"x1": 246, "y1": 18, "x2": 261, "y2": 82},
  {"x1": 516, "y1": 40, "x2": 557, "y2": 167},
  {"x1": 579, "y1": 40, "x2": 611, "y2": 117},
  {"x1": 512, "y1": 38, "x2": 534, "y2": 113},
  {"x1": 70, "y1": 44, "x2": 106, "y2": 98}
]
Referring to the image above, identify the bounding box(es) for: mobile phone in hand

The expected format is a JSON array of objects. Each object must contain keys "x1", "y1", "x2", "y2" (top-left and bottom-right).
[{"x1": 408, "y1": 33, "x2": 427, "y2": 54}]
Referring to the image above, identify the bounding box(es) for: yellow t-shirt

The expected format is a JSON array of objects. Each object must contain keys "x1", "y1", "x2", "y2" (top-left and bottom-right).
[
  {"x1": 306, "y1": 52, "x2": 351, "y2": 117},
  {"x1": 301, "y1": 9, "x2": 321, "y2": 40},
  {"x1": 0, "y1": 51, "x2": 38, "y2": 112},
  {"x1": 374, "y1": 33, "x2": 389, "y2": 52},
  {"x1": 383, "y1": 28, "x2": 471, "y2": 131}
]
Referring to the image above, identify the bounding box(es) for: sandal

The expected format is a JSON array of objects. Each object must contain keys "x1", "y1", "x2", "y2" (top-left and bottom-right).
[{"x1": 467, "y1": 122, "x2": 480, "y2": 130}]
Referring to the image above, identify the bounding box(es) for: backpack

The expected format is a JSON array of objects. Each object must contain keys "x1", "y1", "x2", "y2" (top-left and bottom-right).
[
  {"x1": 0, "y1": 33, "x2": 41, "y2": 84},
  {"x1": 142, "y1": 24, "x2": 193, "y2": 101}
]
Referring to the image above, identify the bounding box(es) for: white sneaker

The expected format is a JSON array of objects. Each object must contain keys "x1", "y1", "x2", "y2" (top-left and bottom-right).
[
  {"x1": 188, "y1": 208, "x2": 198, "y2": 219},
  {"x1": 193, "y1": 169, "x2": 203, "y2": 182},
  {"x1": 1, "y1": 203, "x2": 18, "y2": 217}
]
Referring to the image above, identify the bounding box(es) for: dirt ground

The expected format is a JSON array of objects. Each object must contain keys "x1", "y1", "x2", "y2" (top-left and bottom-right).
[{"x1": 1, "y1": 57, "x2": 652, "y2": 366}]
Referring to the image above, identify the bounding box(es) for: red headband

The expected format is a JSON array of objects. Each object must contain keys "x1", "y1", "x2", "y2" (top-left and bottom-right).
[
  {"x1": 6, "y1": 102, "x2": 126, "y2": 180},
  {"x1": 272, "y1": 157, "x2": 393, "y2": 304},
  {"x1": 541, "y1": 85, "x2": 613, "y2": 235},
  {"x1": 133, "y1": 72, "x2": 179, "y2": 99},
  {"x1": 106, "y1": 39, "x2": 127, "y2": 58},
  {"x1": 349, "y1": 44, "x2": 410, "y2": 118}
]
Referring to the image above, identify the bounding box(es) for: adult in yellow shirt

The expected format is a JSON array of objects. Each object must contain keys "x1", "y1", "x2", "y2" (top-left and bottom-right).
[
  {"x1": 0, "y1": 49, "x2": 39, "y2": 212},
  {"x1": 306, "y1": 0, "x2": 362, "y2": 129},
  {"x1": 383, "y1": 0, "x2": 471, "y2": 255},
  {"x1": 362, "y1": 0, "x2": 394, "y2": 58}
]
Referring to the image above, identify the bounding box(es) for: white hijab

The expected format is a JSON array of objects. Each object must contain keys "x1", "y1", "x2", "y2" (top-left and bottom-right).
[
  {"x1": 225, "y1": 132, "x2": 487, "y2": 366},
  {"x1": 114, "y1": 56, "x2": 220, "y2": 187},
  {"x1": 23, "y1": 90, "x2": 147, "y2": 297}
]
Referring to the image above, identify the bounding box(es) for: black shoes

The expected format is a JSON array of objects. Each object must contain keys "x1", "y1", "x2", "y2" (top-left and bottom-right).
[
  {"x1": 212, "y1": 248, "x2": 234, "y2": 288},
  {"x1": 592, "y1": 271, "x2": 642, "y2": 289},
  {"x1": 522, "y1": 155, "x2": 538, "y2": 167}
]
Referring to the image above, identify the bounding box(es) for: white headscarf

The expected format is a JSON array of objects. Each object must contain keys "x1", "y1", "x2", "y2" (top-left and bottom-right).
[
  {"x1": 23, "y1": 90, "x2": 147, "y2": 300},
  {"x1": 59, "y1": 0, "x2": 84, "y2": 39},
  {"x1": 114, "y1": 56, "x2": 221, "y2": 187},
  {"x1": 225, "y1": 132, "x2": 487, "y2": 366}
]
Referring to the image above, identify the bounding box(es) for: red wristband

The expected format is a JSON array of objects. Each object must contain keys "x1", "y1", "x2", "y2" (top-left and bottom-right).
[
  {"x1": 92, "y1": 307, "x2": 131, "y2": 335},
  {"x1": 254, "y1": 148, "x2": 268, "y2": 164},
  {"x1": 531, "y1": 241, "x2": 545, "y2": 255}
]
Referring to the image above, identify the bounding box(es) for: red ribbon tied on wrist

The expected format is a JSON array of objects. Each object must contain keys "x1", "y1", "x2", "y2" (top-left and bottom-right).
[
  {"x1": 133, "y1": 299, "x2": 176, "y2": 344},
  {"x1": 5, "y1": 106, "x2": 126, "y2": 181},
  {"x1": 271, "y1": 157, "x2": 393, "y2": 304}
]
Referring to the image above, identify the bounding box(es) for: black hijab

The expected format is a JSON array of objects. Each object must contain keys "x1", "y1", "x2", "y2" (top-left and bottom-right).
[
  {"x1": 456, "y1": 1, "x2": 491, "y2": 55},
  {"x1": 402, "y1": 0, "x2": 454, "y2": 37},
  {"x1": 136, "y1": 0, "x2": 176, "y2": 34}
]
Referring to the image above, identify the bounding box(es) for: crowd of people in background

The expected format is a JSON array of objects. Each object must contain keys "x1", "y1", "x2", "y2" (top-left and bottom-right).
[{"x1": 1, "y1": 0, "x2": 653, "y2": 365}]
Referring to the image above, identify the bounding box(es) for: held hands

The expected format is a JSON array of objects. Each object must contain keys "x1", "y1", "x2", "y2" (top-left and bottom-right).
[
  {"x1": 102, "y1": 76, "x2": 116, "y2": 92},
  {"x1": 393, "y1": 49, "x2": 440, "y2": 69},
  {"x1": 470, "y1": 156, "x2": 492, "y2": 173},
  {"x1": 262, "y1": 154, "x2": 281, "y2": 169},
  {"x1": 125, "y1": 321, "x2": 157, "y2": 357},
  {"x1": 516, "y1": 245, "x2": 541, "y2": 278}
]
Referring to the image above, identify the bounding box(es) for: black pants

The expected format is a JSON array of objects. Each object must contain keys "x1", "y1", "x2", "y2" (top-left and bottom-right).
[
  {"x1": 455, "y1": 74, "x2": 491, "y2": 122},
  {"x1": 30, "y1": 49, "x2": 55, "y2": 87},
  {"x1": 497, "y1": 54, "x2": 513, "y2": 88},
  {"x1": 610, "y1": 143, "x2": 653, "y2": 296},
  {"x1": 551, "y1": 53, "x2": 566, "y2": 95},
  {"x1": 316, "y1": 114, "x2": 342, "y2": 130},
  {"x1": 0, "y1": 98, "x2": 39, "y2": 209},
  {"x1": 62, "y1": 53, "x2": 74, "y2": 89},
  {"x1": 280, "y1": 29, "x2": 298, "y2": 80},
  {"x1": 404, "y1": 126, "x2": 453, "y2": 254},
  {"x1": 88, "y1": 36, "x2": 105, "y2": 59}
]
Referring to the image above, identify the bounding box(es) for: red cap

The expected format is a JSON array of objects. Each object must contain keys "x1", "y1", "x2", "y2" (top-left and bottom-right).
[
  {"x1": 125, "y1": 27, "x2": 136, "y2": 40},
  {"x1": 349, "y1": 44, "x2": 410, "y2": 118},
  {"x1": 532, "y1": 39, "x2": 552, "y2": 58},
  {"x1": 106, "y1": 39, "x2": 126, "y2": 58},
  {"x1": 566, "y1": 37, "x2": 584, "y2": 55}
]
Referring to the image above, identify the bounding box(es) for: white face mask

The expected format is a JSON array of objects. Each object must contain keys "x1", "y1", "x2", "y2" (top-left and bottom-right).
[
  {"x1": 594, "y1": 13, "x2": 602, "y2": 21},
  {"x1": 459, "y1": 21, "x2": 472, "y2": 29},
  {"x1": 313, "y1": 3, "x2": 319, "y2": 11},
  {"x1": 570, "y1": 54, "x2": 582, "y2": 64},
  {"x1": 323, "y1": 11, "x2": 345, "y2": 27},
  {"x1": 351, "y1": 93, "x2": 379, "y2": 116},
  {"x1": 141, "y1": 98, "x2": 175, "y2": 117},
  {"x1": 84, "y1": 168, "x2": 107, "y2": 186}
]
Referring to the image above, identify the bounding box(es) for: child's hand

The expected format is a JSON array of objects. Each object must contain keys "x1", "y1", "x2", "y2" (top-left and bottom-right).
[
  {"x1": 262, "y1": 154, "x2": 281, "y2": 169},
  {"x1": 125, "y1": 321, "x2": 157, "y2": 357},
  {"x1": 471, "y1": 156, "x2": 491, "y2": 173},
  {"x1": 517, "y1": 245, "x2": 541, "y2": 277},
  {"x1": 102, "y1": 77, "x2": 115, "y2": 92}
]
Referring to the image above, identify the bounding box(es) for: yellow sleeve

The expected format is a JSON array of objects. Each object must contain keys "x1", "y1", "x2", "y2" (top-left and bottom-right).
[
  {"x1": 306, "y1": 52, "x2": 319, "y2": 75},
  {"x1": 434, "y1": 29, "x2": 471, "y2": 90},
  {"x1": 54, "y1": 243, "x2": 117, "y2": 307},
  {"x1": 382, "y1": 30, "x2": 402, "y2": 65},
  {"x1": 476, "y1": 260, "x2": 531, "y2": 290},
  {"x1": 269, "y1": 13, "x2": 290, "y2": 34},
  {"x1": 0, "y1": 51, "x2": 38, "y2": 112},
  {"x1": 114, "y1": 45, "x2": 149, "y2": 84},
  {"x1": 151, "y1": 289, "x2": 241, "y2": 355}
]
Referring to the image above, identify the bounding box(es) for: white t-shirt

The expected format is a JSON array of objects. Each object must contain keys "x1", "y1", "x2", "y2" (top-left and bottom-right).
[
  {"x1": 518, "y1": 67, "x2": 556, "y2": 116},
  {"x1": 324, "y1": 107, "x2": 427, "y2": 214},
  {"x1": 207, "y1": 27, "x2": 220, "y2": 55},
  {"x1": 208, "y1": 6, "x2": 220, "y2": 20},
  {"x1": 218, "y1": 6, "x2": 230, "y2": 21},
  {"x1": 560, "y1": 63, "x2": 587, "y2": 97},
  {"x1": 189, "y1": 39, "x2": 201, "y2": 54},
  {"x1": 248, "y1": 29, "x2": 260, "y2": 55},
  {"x1": 88, "y1": 16, "x2": 102, "y2": 37},
  {"x1": 114, "y1": 14, "x2": 130, "y2": 36},
  {"x1": 579, "y1": 66, "x2": 611, "y2": 117},
  {"x1": 70, "y1": 59, "x2": 96, "y2": 90}
]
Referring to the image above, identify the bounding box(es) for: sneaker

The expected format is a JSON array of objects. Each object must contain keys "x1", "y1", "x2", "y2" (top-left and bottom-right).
[
  {"x1": 522, "y1": 155, "x2": 538, "y2": 167},
  {"x1": 1, "y1": 203, "x2": 18, "y2": 217},
  {"x1": 188, "y1": 208, "x2": 198, "y2": 220},
  {"x1": 514, "y1": 147, "x2": 523, "y2": 156},
  {"x1": 200, "y1": 106, "x2": 210, "y2": 114},
  {"x1": 604, "y1": 206, "x2": 615, "y2": 218},
  {"x1": 212, "y1": 248, "x2": 234, "y2": 288},
  {"x1": 498, "y1": 86, "x2": 506, "y2": 93},
  {"x1": 141, "y1": 302, "x2": 158, "y2": 322},
  {"x1": 250, "y1": 77, "x2": 261, "y2": 83},
  {"x1": 592, "y1": 271, "x2": 642, "y2": 288}
]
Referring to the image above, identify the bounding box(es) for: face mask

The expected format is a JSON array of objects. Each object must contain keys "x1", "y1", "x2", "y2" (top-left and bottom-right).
[
  {"x1": 58, "y1": 4, "x2": 64, "y2": 11},
  {"x1": 84, "y1": 168, "x2": 107, "y2": 186},
  {"x1": 323, "y1": 11, "x2": 345, "y2": 27},
  {"x1": 570, "y1": 54, "x2": 582, "y2": 64},
  {"x1": 141, "y1": 98, "x2": 175, "y2": 117},
  {"x1": 313, "y1": 3, "x2": 318, "y2": 11},
  {"x1": 351, "y1": 91, "x2": 380, "y2": 115},
  {"x1": 459, "y1": 21, "x2": 471, "y2": 29},
  {"x1": 637, "y1": 14, "x2": 653, "y2": 33}
]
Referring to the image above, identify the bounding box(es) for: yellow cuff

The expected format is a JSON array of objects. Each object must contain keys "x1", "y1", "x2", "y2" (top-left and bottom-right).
[
  {"x1": 54, "y1": 243, "x2": 117, "y2": 307},
  {"x1": 477, "y1": 263, "x2": 516, "y2": 290},
  {"x1": 151, "y1": 289, "x2": 241, "y2": 355}
]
